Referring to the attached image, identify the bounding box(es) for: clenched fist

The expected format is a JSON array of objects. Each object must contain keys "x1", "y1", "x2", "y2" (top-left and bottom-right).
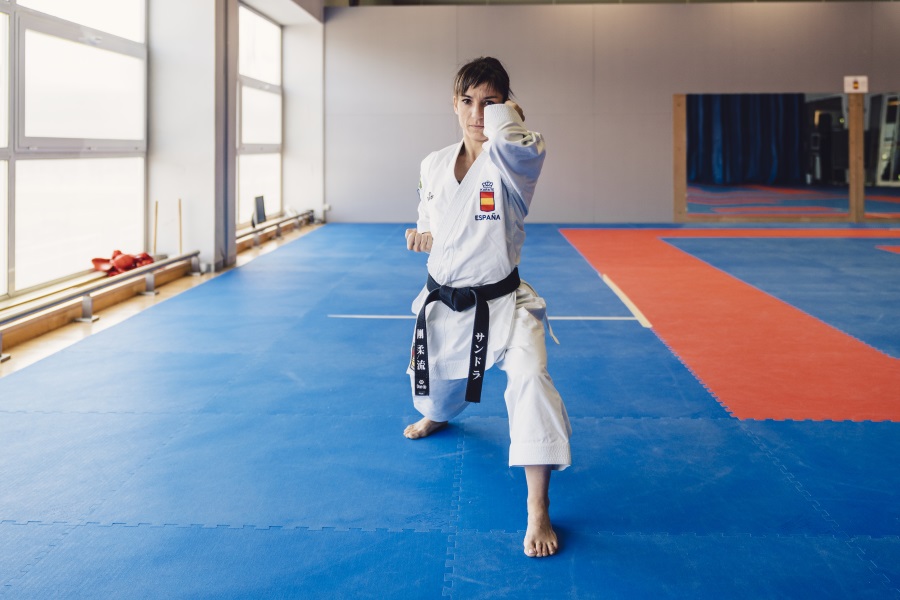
[
  {"x1": 506, "y1": 100, "x2": 525, "y2": 121},
  {"x1": 406, "y1": 229, "x2": 433, "y2": 253}
]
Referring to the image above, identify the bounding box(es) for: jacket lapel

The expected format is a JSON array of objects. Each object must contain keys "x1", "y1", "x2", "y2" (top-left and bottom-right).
[{"x1": 442, "y1": 146, "x2": 487, "y2": 243}]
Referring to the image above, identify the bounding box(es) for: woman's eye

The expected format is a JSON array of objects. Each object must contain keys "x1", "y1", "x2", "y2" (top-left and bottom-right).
[{"x1": 484, "y1": 101, "x2": 495, "y2": 106}]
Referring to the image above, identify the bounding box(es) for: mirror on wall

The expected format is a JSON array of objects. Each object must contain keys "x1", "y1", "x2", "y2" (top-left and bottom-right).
[
  {"x1": 867, "y1": 93, "x2": 900, "y2": 219},
  {"x1": 677, "y1": 93, "x2": 900, "y2": 222}
]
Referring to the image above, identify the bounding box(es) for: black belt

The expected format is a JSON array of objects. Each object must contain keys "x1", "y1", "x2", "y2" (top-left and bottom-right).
[{"x1": 413, "y1": 267, "x2": 520, "y2": 403}]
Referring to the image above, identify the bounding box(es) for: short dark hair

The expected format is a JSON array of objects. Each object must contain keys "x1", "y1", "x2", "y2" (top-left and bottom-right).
[{"x1": 453, "y1": 57, "x2": 512, "y2": 103}]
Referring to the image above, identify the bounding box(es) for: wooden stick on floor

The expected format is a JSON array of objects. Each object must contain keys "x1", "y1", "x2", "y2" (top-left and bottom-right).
[
  {"x1": 153, "y1": 200, "x2": 159, "y2": 255},
  {"x1": 178, "y1": 198, "x2": 183, "y2": 255}
]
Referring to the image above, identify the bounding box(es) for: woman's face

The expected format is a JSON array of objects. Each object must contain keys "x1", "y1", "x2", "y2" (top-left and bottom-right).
[{"x1": 453, "y1": 82, "x2": 502, "y2": 146}]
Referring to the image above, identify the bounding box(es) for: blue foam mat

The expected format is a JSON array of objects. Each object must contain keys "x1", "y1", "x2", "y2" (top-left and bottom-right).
[
  {"x1": 413, "y1": 319, "x2": 728, "y2": 422},
  {"x1": 743, "y1": 420, "x2": 900, "y2": 537},
  {"x1": 86, "y1": 414, "x2": 460, "y2": 531},
  {"x1": 0, "y1": 413, "x2": 186, "y2": 523},
  {"x1": 448, "y1": 530, "x2": 893, "y2": 599},
  {"x1": 853, "y1": 536, "x2": 900, "y2": 595},
  {"x1": 7, "y1": 525, "x2": 449, "y2": 600},
  {"x1": 456, "y1": 416, "x2": 833, "y2": 536},
  {"x1": 1, "y1": 223, "x2": 898, "y2": 598},
  {"x1": 0, "y1": 350, "x2": 240, "y2": 412},
  {"x1": 544, "y1": 320, "x2": 729, "y2": 420},
  {"x1": 66, "y1": 312, "x2": 289, "y2": 356},
  {"x1": 0, "y1": 522, "x2": 71, "y2": 589},
  {"x1": 520, "y1": 224, "x2": 633, "y2": 318}
]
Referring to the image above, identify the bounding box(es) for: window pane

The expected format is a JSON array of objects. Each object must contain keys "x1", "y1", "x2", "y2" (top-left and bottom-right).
[
  {"x1": 0, "y1": 13, "x2": 7, "y2": 148},
  {"x1": 0, "y1": 161, "x2": 7, "y2": 296},
  {"x1": 241, "y1": 86, "x2": 282, "y2": 145},
  {"x1": 238, "y1": 6, "x2": 281, "y2": 85},
  {"x1": 18, "y1": 0, "x2": 145, "y2": 43},
  {"x1": 25, "y1": 30, "x2": 144, "y2": 140},
  {"x1": 238, "y1": 154, "x2": 281, "y2": 226},
  {"x1": 15, "y1": 158, "x2": 144, "y2": 290}
]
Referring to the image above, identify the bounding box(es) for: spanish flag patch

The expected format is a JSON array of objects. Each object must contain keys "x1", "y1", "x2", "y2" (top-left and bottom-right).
[{"x1": 480, "y1": 191, "x2": 495, "y2": 212}]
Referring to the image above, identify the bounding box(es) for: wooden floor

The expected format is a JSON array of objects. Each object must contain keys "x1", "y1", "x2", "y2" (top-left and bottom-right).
[{"x1": 0, "y1": 225, "x2": 319, "y2": 379}]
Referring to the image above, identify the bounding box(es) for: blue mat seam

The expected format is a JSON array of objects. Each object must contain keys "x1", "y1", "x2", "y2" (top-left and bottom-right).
[
  {"x1": 738, "y1": 422, "x2": 900, "y2": 596},
  {"x1": 442, "y1": 428, "x2": 465, "y2": 597},
  {"x1": 644, "y1": 329, "x2": 736, "y2": 420},
  {"x1": 0, "y1": 522, "x2": 78, "y2": 593}
]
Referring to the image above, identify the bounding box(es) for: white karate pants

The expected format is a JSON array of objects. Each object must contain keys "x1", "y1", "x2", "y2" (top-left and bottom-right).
[{"x1": 409, "y1": 285, "x2": 572, "y2": 470}]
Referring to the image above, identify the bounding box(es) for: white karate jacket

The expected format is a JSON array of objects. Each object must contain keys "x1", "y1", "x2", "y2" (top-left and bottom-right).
[{"x1": 411, "y1": 103, "x2": 546, "y2": 380}]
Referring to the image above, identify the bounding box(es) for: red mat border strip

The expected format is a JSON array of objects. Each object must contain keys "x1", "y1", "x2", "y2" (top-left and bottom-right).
[{"x1": 561, "y1": 228, "x2": 900, "y2": 422}]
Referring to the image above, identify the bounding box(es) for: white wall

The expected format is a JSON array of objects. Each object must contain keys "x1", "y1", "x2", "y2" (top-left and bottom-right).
[
  {"x1": 148, "y1": 0, "x2": 324, "y2": 270},
  {"x1": 247, "y1": 0, "x2": 325, "y2": 220},
  {"x1": 324, "y1": 6, "x2": 458, "y2": 223},
  {"x1": 148, "y1": 0, "x2": 225, "y2": 270},
  {"x1": 284, "y1": 22, "x2": 324, "y2": 219},
  {"x1": 246, "y1": 0, "x2": 323, "y2": 23},
  {"x1": 324, "y1": 2, "x2": 900, "y2": 224}
]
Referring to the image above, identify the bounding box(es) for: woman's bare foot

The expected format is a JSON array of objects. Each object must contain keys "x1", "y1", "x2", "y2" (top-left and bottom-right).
[
  {"x1": 523, "y1": 497, "x2": 558, "y2": 557},
  {"x1": 403, "y1": 417, "x2": 448, "y2": 439},
  {"x1": 523, "y1": 465, "x2": 557, "y2": 557}
]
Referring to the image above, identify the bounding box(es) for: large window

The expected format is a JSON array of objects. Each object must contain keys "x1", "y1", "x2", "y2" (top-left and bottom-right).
[
  {"x1": 1, "y1": 1, "x2": 146, "y2": 297},
  {"x1": 0, "y1": 10, "x2": 8, "y2": 150},
  {"x1": 17, "y1": 0, "x2": 144, "y2": 43},
  {"x1": 0, "y1": 161, "x2": 7, "y2": 297},
  {"x1": 237, "y1": 5, "x2": 282, "y2": 227},
  {"x1": 1, "y1": 9, "x2": 8, "y2": 297},
  {"x1": 15, "y1": 158, "x2": 143, "y2": 290},
  {"x1": 23, "y1": 30, "x2": 144, "y2": 141}
]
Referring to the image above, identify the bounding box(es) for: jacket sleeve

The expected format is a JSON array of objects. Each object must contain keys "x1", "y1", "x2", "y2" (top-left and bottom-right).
[
  {"x1": 415, "y1": 156, "x2": 432, "y2": 232},
  {"x1": 483, "y1": 103, "x2": 546, "y2": 215}
]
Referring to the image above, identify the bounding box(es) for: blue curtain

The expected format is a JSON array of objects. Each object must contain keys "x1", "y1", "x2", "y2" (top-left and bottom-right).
[{"x1": 687, "y1": 94, "x2": 804, "y2": 185}]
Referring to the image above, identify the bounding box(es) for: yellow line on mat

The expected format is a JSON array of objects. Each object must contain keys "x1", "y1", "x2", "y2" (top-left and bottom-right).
[{"x1": 601, "y1": 274, "x2": 652, "y2": 329}]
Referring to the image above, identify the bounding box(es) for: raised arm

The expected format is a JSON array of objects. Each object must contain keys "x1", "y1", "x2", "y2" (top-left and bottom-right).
[{"x1": 483, "y1": 102, "x2": 546, "y2": 214}]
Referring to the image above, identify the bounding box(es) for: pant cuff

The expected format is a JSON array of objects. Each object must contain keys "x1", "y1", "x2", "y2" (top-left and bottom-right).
[{"x1": 508, "y1": 442, "x2": 571, "y2": 471}]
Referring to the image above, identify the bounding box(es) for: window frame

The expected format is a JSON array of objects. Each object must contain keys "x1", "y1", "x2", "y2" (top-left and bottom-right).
[
  {"x1": 1, "y1": 0, "x2": 147, "y2": 299},
  {"x1": 16, "y1": 0, "x2": 145, "y2": 44},
  {"x1": 1, "y1": 4, "x2": 11, "y2": 297},
  {"x1": 15, "y1": 9, "x2": 147, "y2": 154},
  {"x1": 0, "y1": 6, "x2": 10, "y2": 154},
  {"x1": 235, "y1": 3, "x2": 283, "y2": 229},
  {"x1": 238, "y1": 76, "x2": 282, "y2": 154},
  {"x1": 0, "y1": 159, "x2": 7, "y2": 297}
]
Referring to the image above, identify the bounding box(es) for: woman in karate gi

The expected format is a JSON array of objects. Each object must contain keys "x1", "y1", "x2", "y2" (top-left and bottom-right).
[{"x1": 404, "y1": 57, "x2": 571, "y2": 558}]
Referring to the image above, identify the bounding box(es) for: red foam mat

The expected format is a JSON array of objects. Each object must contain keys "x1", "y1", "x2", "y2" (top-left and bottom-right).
[{"x1": 562, "y1": 228, "x2": 900, "y2": 422}]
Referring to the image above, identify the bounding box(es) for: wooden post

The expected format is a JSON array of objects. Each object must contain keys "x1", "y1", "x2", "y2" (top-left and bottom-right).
[
  {"x1": 673, "y1": 95, "x2": 688, "y2": 222},
  {"x1": 178, "y1": 198, "x2": 183, "y2": 255},
  {"x1": 152, "y1": 201, "x2": 159, "y2": 255},
  {"x1": 0, "y1": 332, "x2": 10, "y2": 363},
  {"x1": 848, "y1": 94, "x2": 865, "y2": 222}
]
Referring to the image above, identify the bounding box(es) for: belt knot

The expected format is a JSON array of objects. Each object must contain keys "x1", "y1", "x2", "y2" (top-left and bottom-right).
[{"x1": 437, "y1": 285, "x2": 475, "y2": 312}]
